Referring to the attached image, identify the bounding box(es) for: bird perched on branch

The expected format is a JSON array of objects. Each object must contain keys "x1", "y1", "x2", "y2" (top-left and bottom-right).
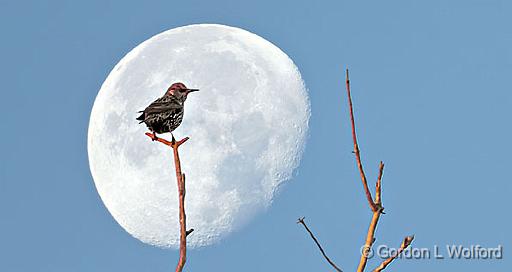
[{"x1": 137, "y1": 82, "x2": 199, "y2": 140}]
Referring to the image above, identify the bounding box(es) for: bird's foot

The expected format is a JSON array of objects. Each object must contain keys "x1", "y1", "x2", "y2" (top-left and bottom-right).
[
  {"x1": 151, "y1": 132, "x2": 159, "y2": 141},
  {"x1": 171, "y1": 133, "x2": 176, "y2": 145}
]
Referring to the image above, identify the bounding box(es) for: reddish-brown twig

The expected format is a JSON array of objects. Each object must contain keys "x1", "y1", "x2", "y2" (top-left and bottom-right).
[
  {"x1": 346, "y1": 70, "x2": 412, "y2": 272},
  {"x1": 374, "y1": 162, "x2": 384, "y2": 205},
  {"x1": 345, "y1": 69, "x2": 378, "y2": 213},
  {"x1": 297, "y1": 217, "x2": 343, "y2": 272},
  {"x1": 347, "y1": 70, "x2": 387, "y2": 272},
  {"x1": 145, "y1": 132, "x2": 191, "y2": 272},
  {"x1": 298, "y1": 70, "x2": 413, "y2": 272},
  {"x1": 373, "y1": 236, "x2": 415, "y2": 272}
]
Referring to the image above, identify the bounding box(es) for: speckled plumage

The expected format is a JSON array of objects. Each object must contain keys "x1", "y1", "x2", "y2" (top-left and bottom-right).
[{"x1": 136, "y1": 82, "x2": 198, "y2": 135}]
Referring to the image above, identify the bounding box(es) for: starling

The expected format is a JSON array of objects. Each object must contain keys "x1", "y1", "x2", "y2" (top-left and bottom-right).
[{"x1": 137, "y1": 82, "x2": 199, "y2": 139}]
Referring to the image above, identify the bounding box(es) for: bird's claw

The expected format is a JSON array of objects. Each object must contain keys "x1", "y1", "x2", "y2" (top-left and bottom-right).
[{"x1": 151, "y1": 132, "x2": 158, "y2": 141}]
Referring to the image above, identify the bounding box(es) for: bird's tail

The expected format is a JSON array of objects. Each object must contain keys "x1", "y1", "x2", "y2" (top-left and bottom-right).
[{"x1": 136, "y1": 111, "x2": 145, "y2": 123}]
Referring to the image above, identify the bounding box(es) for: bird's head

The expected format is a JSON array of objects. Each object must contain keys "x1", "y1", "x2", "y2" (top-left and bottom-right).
[{"x1": 166, "y1": 82, "x2": 199, "y2": 101}]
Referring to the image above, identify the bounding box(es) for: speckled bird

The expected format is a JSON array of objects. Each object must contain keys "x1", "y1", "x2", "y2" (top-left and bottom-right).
[{"x1": 136, "y1": 82, "x2": 199, "y2": 139}]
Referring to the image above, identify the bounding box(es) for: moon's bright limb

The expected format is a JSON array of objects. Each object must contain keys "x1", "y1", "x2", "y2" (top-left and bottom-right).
[{"x1": 88, "y1": 24, "x2": 310, "y2": 248}]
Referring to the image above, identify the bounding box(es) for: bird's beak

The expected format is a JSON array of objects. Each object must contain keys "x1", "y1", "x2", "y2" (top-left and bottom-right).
[{"x1": 187, "y1": 89, "x2": 199, "y2": 93}]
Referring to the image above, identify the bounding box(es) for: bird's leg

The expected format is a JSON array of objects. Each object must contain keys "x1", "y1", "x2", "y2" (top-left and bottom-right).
[
  {"x1": 171, "y1": 133, "x2": 176, "y2": 145},
  {"x1": 152, "y1": 131, "x2": 159, "y2": 141}
]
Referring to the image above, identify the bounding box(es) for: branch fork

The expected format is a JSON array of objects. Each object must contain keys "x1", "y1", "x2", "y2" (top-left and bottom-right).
[
  {"x1": 297, "y1": 70, "x2": 414, "y2": 272},
  {"x1": 145, "y1": 132, "x2": 191, "y2": 272}
]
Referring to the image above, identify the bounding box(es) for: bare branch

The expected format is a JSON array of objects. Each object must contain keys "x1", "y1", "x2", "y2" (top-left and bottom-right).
[
  {"x1": 373, "y1": 236, "x2": 415, "y2": 272},
  {"x1": 356, "y1": 210, "x2": 382, "y2": 272},
  {"x1": 298, "y1": 70, "x2": 413, "y2": 272},
  {"x1": 357, "y1": 163, "x2": 385, "y2": 272},
  {"x1": 297, "y1": 217, "x2": 343, "y2": 272},
  {"x1": 345, "y1": 69, "x2": 378, "y2": 212},
  {"x1": 145, "y1": 133, "x2": 190, "y2": 272},
  {"x1": 346, "y1": 71, "x2": 387, "y2": 272}
]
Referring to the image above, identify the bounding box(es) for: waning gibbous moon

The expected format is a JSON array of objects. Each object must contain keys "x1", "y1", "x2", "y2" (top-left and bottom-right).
[{"x1": 88, "y1": 24, "x2": 310, "y2": 248}]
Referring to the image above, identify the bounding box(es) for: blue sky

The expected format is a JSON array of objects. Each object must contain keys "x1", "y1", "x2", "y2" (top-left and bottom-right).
[{"x1": 1, "y1": 0, "x2": 511, "y2": 271}]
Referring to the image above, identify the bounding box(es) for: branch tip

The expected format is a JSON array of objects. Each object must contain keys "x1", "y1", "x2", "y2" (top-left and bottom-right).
[
  {"x1": 346, "y1": 73, "x2": 378, "y2": 212},
  {"x1": 403, "y1": 235, "x2": 414, "y2": 246},
  {"x1": 297, "y1": 217, "x2": 343, "y2": 272},
  {"x1": 373, "y1": 235, "x2": 415, "y2": 272},
  {"x1": 375, "y1": 162, "x2": 384, "y2": 205}
]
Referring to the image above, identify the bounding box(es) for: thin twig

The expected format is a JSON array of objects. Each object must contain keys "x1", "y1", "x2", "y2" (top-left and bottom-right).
[
  {"x1": 373, "y1": 236, "x2": 414, "y2": 272},
  {"x1": 346, "y1": 70, "x2": 387, "y2": 272},
  {"x1": 298, "y1": 70, "x2": 413, "y2": 272},
  {"x1": 375, "y1": 162, "x2": 384, "y2": 206},
  {"x1": 346, "y1": 69, "x2": 378, "y2": 212},
  {"x1": 145, "y1": 133, "x2": 190, "y2": 272},
  {"x1": 297, "y1": 217, "x2": 343, "y2": 272}
]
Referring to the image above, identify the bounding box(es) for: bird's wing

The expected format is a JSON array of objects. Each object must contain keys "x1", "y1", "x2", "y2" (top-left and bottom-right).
[{"x1": 143, "y1": 97, "x2": 181, "y2": 115}]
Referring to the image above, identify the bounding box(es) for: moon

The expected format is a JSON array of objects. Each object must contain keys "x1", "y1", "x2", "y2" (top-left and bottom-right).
[{"x1": 88, "y1": 24, "x2": 310, "y2": 248}]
